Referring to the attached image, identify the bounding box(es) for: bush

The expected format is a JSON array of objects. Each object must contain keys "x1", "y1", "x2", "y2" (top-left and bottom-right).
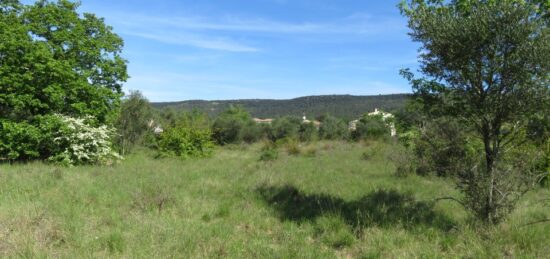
[
  {"x1": 47, "y1": 115, "x2": 121, "y2": 166},
  {"x1": 352, "y1": 114, "x2": 390, "y2": 141},
  {"x1": 259, "y1": 148, "x2": 279, "y2": 162},
  {"x1": 1, "y1": 115, "x2": 120, "y2": 166},
  {"x1": 269, "y1": 116, "x2": 302, "y2": 141},
  {"x1": 319, "y1": 115, "x2": 349, "y2": 140},
  {"x1": 240, "y1": 122, "x2": 262, "y2": 144},
  {"x1": 298, "y1": 122, "x2": 317, "y2": 142},
  {"x1": 389, "y1": 145, "x2": 416, "y2": 177},
  {"x1": 158, "y1": 127, "x2": 214, "y2": 159},
  {"x1": 0, "y1": 120, "x2": 41, "y2": 160},
  {"x1": 259, "y1": 140, "x2": 279, "y2": 161},
  {"x1": 212, "y1": 106, "x2": 257, "y2": 145},
  {"x1": 284, "y1": 139, "x2": 301, "y2": 155}
]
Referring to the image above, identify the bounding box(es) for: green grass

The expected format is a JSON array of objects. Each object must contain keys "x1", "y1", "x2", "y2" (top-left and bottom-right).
[{"x1": 0, "y1": 141, "x2": 548, "y2": 258}]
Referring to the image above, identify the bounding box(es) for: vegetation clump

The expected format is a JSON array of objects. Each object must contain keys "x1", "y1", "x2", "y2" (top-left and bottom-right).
[{"x1": 157, "y1": 126, "x2": 214, "y2": 159}]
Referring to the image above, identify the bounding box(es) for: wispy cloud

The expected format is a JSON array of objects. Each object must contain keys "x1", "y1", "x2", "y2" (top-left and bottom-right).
[
  {"x1": 107, "y1": 11, "x2": 405, "y2": 52},
  {"x1": 122, "y1": 31, "x2": 259, "y2": 52},
  {"x1": 116, "y1": 13, "x2": 404, "y2": 35}
]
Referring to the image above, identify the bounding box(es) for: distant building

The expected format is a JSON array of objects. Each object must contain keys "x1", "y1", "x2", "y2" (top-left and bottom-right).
[
  {"x1": 302, "y1": 114, "x2": 321, "y2": 128},
  {"x1": 349, "y1": 119, "x2": 360, "y2": 131},
  {"x1": 148, "y1": 119, "x2": 164, "y2": 135},
  {"x1": 253, "y1": 118, "x2": 273, "y2": 124}
]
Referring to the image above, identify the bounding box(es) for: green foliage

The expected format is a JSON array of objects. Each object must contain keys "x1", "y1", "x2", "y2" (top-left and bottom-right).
[
  {"x1": 259, "y1": 141, "x2": 278, "y2": 161},
  {"x1": 413, "y1": 118, "x2": 474, "y2": 177},
  {"x1": 284, "y1": 138, "x2": 302, "y2": 155},
  {"x1": 212, "y1": 106, "x2": 260, "y2": 145},
  {"x1": 269, "y1": 116, "x2": 302, "y2": 141},
  {"x1": 353, "y1": 114, "x2": 390, "y2": 141},
  {"x1": 0, "y1": 0, "x2": 128, "y2": 123},
  {"x1": 115, "y1": 91, "x2": 154, "y2": 154},
  {"x1": 1, "y1": 114, "x2": 121, "y2": 165},
  {"x1": 319, "y1": 115, "x2": 349, "y2": 140},
  {"x1": 0, "y1": 120, "x2": 41, "y2": 160},
  {"x1": 298, "y1": 122, "x2": 317, "y2": 142},
  {"x1": 401, "y1": 0, "x2": 550, "y2": 224},
  {"x1": 157, "y1": 127, "x2": 214, "y2": 159}
]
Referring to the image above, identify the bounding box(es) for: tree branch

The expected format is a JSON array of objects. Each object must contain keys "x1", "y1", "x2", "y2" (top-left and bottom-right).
[
  {"x1": 434, "y1": 197, "x2": 466, "y2": 208},
  {"x1": 520, "y1": 219, "x2": 550, "y2": 227}
]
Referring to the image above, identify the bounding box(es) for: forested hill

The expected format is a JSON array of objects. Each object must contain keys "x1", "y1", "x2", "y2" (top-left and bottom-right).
[{"x1": 151, "y1": 94, "x2": 410, "y2": 119}]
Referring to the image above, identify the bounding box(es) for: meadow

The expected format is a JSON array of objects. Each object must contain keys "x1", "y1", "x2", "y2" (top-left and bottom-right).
[{"x1": 0, "y1": 141, "x2": 548, "y2": 258}]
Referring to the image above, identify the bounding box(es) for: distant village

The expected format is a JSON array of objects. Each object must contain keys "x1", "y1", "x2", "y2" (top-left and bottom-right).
[{"x1": 253, "y1": 108, "x2": 397, "y2": 136}]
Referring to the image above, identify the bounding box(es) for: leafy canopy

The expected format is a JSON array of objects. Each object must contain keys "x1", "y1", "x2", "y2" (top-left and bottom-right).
[
  {"x1": 0, "y1": 0, "x2": 128, "y2": 123},
  {"x1": 400, "y1": 0, "x2": 550, "y2": 224}
]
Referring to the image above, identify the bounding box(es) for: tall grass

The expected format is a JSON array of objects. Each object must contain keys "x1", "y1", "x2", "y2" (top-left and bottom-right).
[{"x1": 0, "y1": 141, "x2": 548, "y2": 257}]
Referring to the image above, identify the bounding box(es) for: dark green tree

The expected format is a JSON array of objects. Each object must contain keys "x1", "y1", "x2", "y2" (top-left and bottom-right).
[
  {"x1": 353, "y1": 114, "x2": 390, "y2": 141},
  {"x1": 115, "y1": 91, "x2": 153, "y2": 154},
  {"x1": 269, "y1": 116, "x2": 302, "y2": 141},
  {"x1": 319, "y1": 114, "x2": 349, "y2": 140},
  {"x1": 400, "y1": 0, "x2": 550, "y2": 224},
  {"x1": 212, "y1": 106, "x2": 256, "y2": 145}
]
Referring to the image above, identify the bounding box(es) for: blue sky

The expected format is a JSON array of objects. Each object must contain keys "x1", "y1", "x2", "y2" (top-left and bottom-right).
[{"x1": 75, "y1": 0, "x2": 420, "y2": 101}]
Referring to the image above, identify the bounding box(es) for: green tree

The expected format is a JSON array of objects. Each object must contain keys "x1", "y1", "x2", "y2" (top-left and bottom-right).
[
  {"x1": 212, "y1": 106, "x2": 256, "y2": 145},
  {"x1": 353, "y1": 114, "x2": 390, "y2": 141},
  {"x1": 319, "y1": 115, "x2": 349, "y2": 140},
  {"x1": 0, "y1": 0, "x2": 127, "y2": 161},
  {"x1": 115, "y1": 91, "x2": 153, "y2": 155},
  {"x1": 0, "y1": 0, "x2": 128, "y2": 123},
  {"x1": 269, "y1": 116, "x2": 302, "y2": 141},
  {"x1": 400, "y1": 0, "x2": 550, "y2": 224}
]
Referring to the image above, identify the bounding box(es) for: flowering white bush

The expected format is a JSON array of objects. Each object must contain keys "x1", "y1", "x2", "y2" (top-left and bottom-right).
[{"x1": 48, "y1": 114, "x2": 122, "y2": 166}]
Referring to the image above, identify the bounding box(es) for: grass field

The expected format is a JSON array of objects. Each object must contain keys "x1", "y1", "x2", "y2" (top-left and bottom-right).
[{"x1": 0, "y1": 141, "x2": 548, "y2": 258}]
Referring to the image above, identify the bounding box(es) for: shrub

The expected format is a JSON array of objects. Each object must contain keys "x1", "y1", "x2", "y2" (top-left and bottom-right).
[
  {"x1": 259, "y1": 140, "x2": 279, "y2": 161},
  {"x1": 157, "y1": 127, "x2": 214, "y2": 159},
  {"x1": 268, "y1": 116, "x2": 302, "y2": 141},
  {"x1": 299, "y1": 122, "x2": 317, "y2": 142},
  {"x1": 389, "y1": 145, "x2": 416, "y2": 177},
  {"x1": 259, "y1": 148, "x2": 278, "y2": 162},
  {"x1": 284, "y1": 139, "x2": 301, "y2": 155},
  {"x1": 1, "y1": 114, "x2": 121, "y2": 166},
  {"x1": 0, "y1": 120, "x2": 41, "y2": 160},
  {"x1": 212, "y1": 106, "x2": 256, "y2": 145},
  {"x1": 240, "y1": 122, "x2": 262, "y2": 144},
  {"x1": 319, "y1": 115, "x2": 349, "y2": 140},
  {"x1": 352, "y1": 114, "x2": 390, "y2": 141},
  {"x1": 47, "y1": 115, "x2": 121, "y2": 166}
]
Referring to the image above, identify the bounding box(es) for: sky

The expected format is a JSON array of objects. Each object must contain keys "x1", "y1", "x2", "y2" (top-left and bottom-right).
[{"x1": 64, "y1": 0, "x2": 420, "y2": 101}]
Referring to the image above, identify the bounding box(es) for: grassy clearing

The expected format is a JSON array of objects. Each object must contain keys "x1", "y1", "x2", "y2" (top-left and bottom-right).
[{"x1": 0, "y1": 141, "x2": 548, "y2": 258}]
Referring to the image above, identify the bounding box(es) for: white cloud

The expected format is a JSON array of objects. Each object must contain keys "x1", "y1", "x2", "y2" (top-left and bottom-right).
[
  {"x1": 114, "y1": 13, "x2": 404, "y2": 35},
  {"x1": 122, "y1": 31, "x2": 259, "y2": 52}
]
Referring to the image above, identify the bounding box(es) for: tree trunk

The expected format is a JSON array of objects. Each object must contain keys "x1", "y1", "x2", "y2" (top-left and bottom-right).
[{"x1": 482, "y1": 122, "x2": 496, "y2": 224}]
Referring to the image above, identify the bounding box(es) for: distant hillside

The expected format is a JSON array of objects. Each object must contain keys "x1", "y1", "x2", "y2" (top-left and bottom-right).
[{"x1": 151, "y1": 94, "x2": 411, "y2": 120}]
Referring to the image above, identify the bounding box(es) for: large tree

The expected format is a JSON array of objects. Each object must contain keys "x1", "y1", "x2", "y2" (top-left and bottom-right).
[
  {"x1": 0, "y1": 0, "x2": 128, "y2": 123},
  {"x1": 400, "y1": 0, "x2": 550, "y2": 224}
]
